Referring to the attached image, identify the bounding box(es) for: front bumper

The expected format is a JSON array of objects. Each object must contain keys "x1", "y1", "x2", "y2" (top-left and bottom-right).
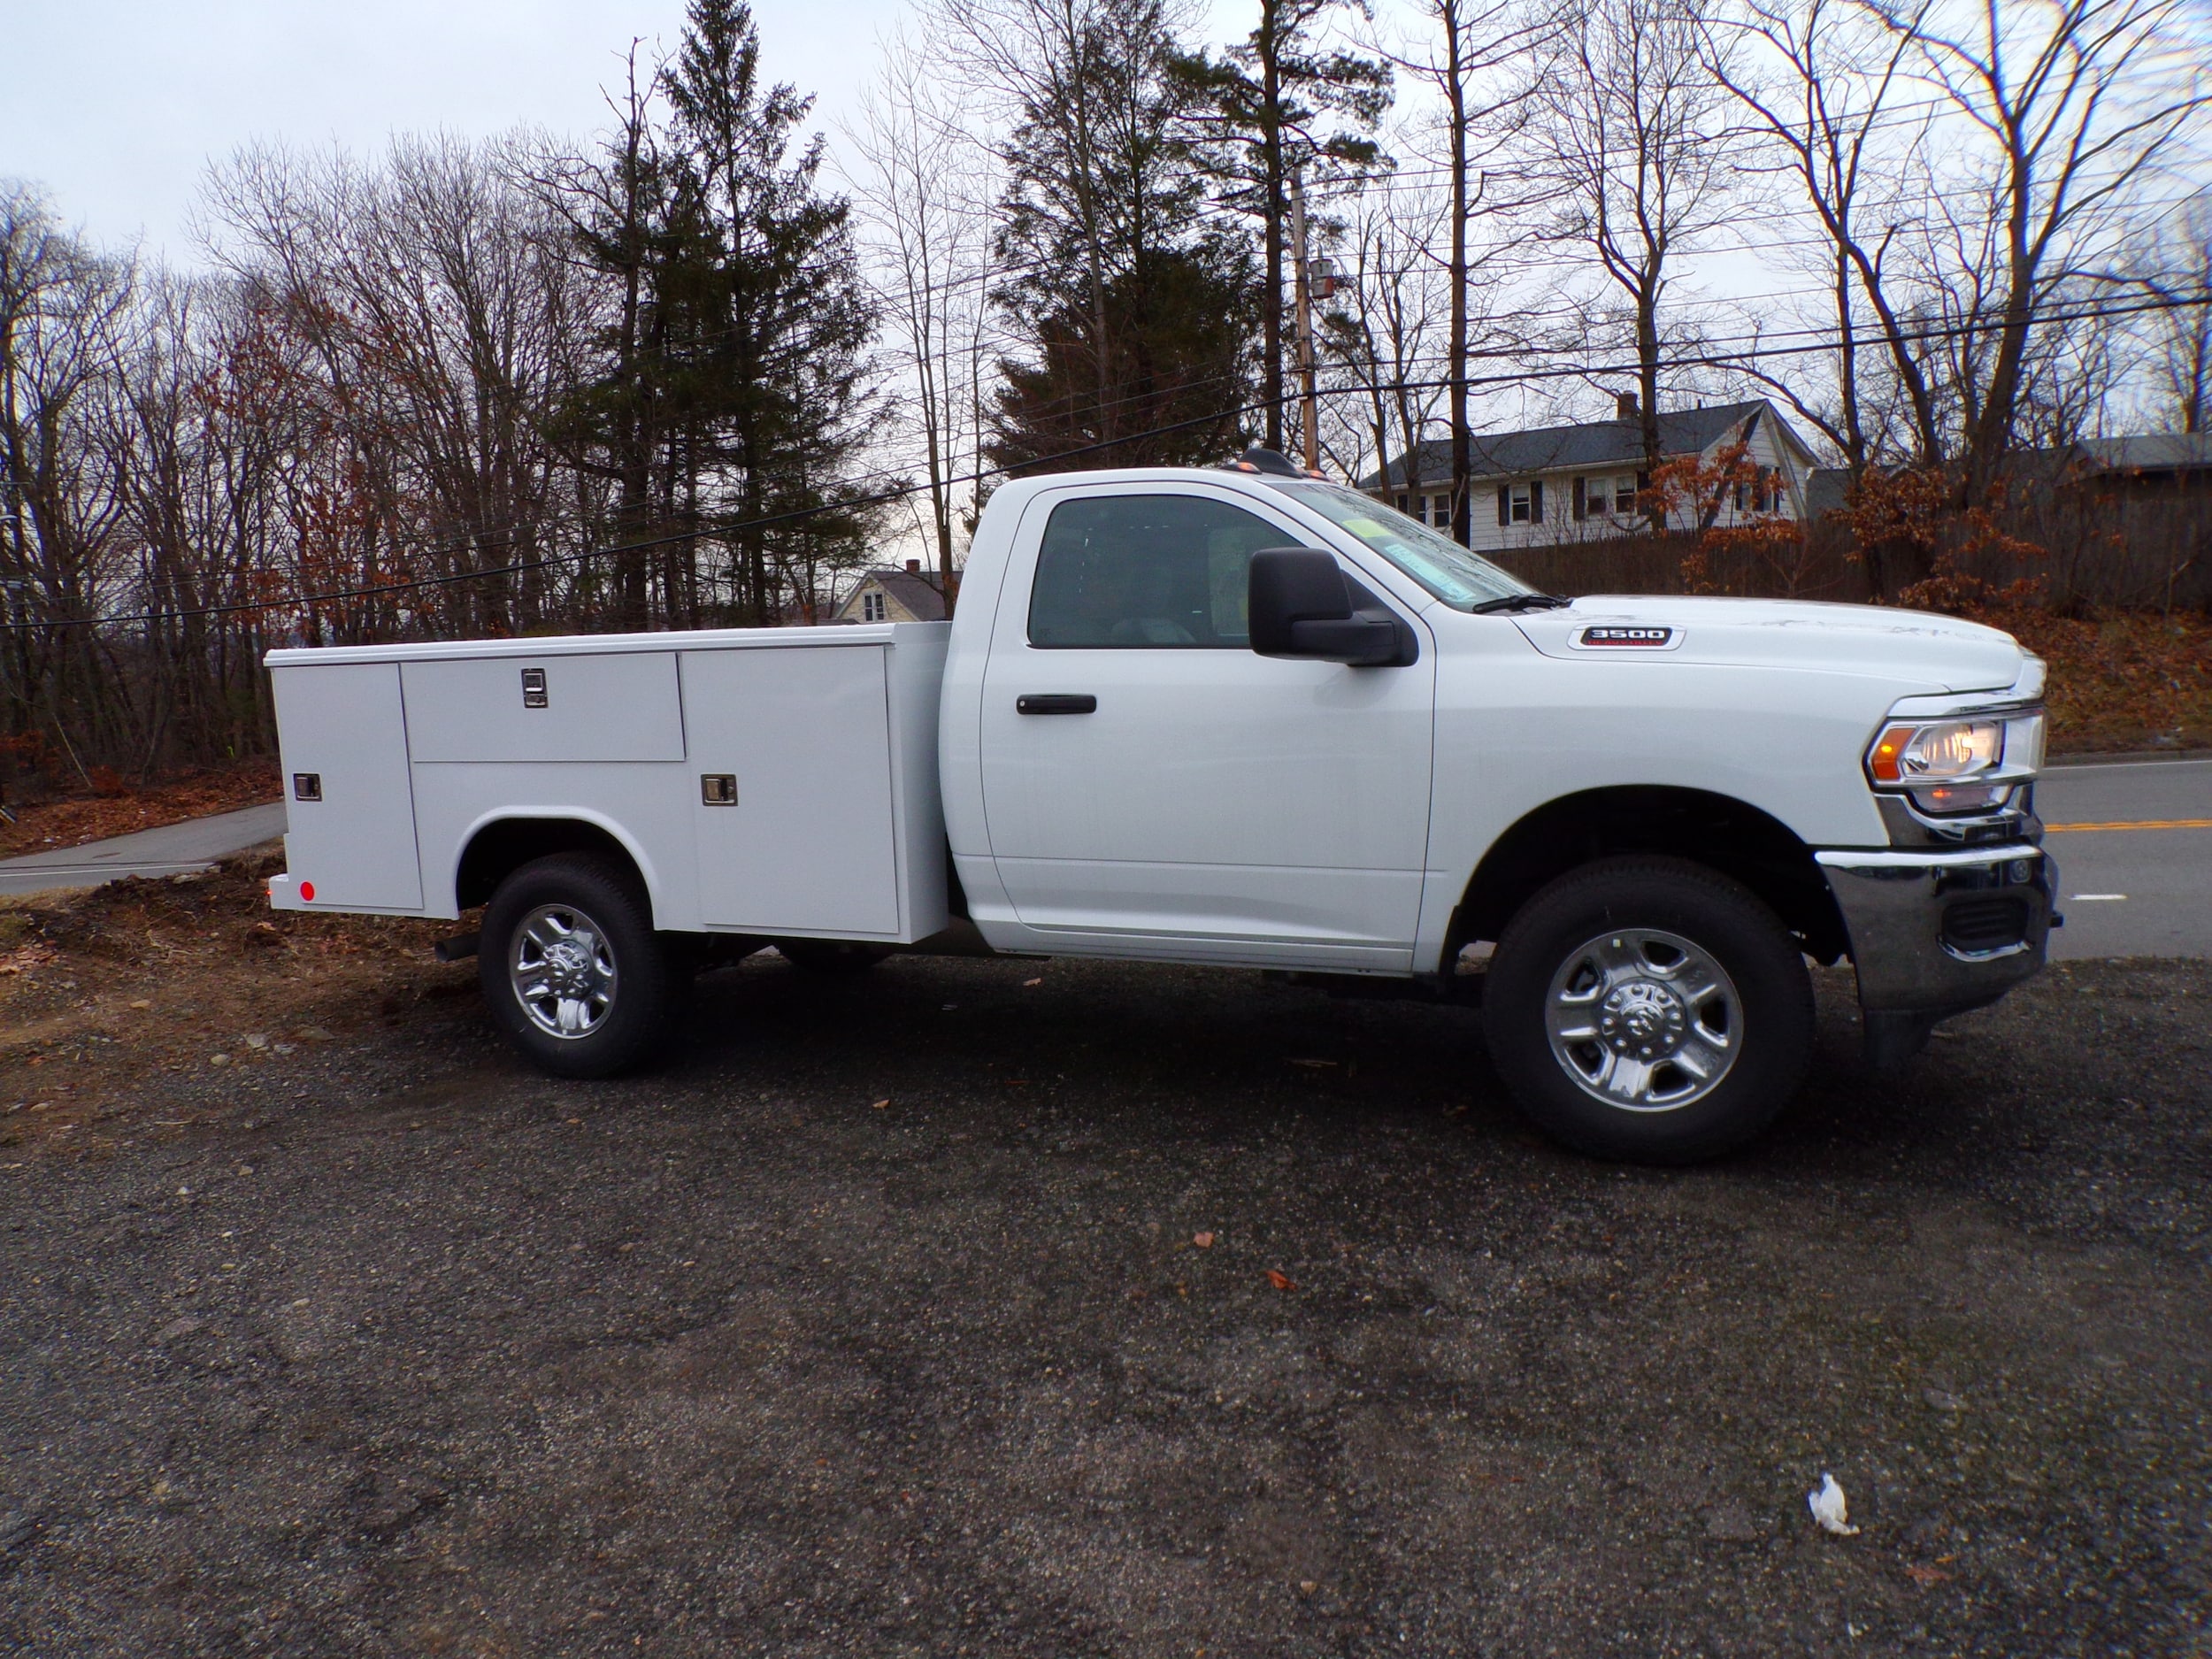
[{"x1": 1815, "y1": 843, "x2": 2055, "y2": 1062}]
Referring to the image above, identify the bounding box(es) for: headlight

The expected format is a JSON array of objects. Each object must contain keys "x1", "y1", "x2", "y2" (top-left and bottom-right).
[
  {"x1": 1867, "y1": 719, "x2": 2001, "y2": 783},
  {"x1": 1865, "y1": 710, "x2": 2045, "y2": 816}
]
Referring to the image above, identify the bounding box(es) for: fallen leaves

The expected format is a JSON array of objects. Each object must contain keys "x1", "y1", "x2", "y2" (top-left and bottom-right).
[
  {"x1": 1986, "y1": 607, "x2": 2212, "y2": 752},
  {"x1": 1192, "y1": 1232, "x2": 1214, "y2": 1248},
  {"x1": 1021, "y1": 977, "x2": 1042, "y2": 988},
  {"x1": 0, "y1": 761, "x2": 279, "y2": 862},
  {"x1": 0, "y1": 943, "x2": 57, "y2": 977},
  {"x1": 872, "y1": 1098, "x2": 890, "y2": 1110},
  {"x1": 1265, "y1": 1269, "x2": 1297, "y2": 1292},
  {"x1": 1903, "y1": 1563, "x2": 1952, "y2": 1586}
]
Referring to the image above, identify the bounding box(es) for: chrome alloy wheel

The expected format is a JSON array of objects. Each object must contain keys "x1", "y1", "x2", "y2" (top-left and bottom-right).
[
  {"x1": 509, "y1": 903, "x2": 618, "y2": 1040},
  {"x1": 1543, "y1": 928, "x2": 1741, "y2": 1112}
]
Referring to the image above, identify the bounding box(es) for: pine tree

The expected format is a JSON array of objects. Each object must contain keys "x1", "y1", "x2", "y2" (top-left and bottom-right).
[
  {"x1": 1178, "y1": 0, "x2": 1390, "y2": 452},
  {"x1": 661, "y1": 0, "x2": 880, "y2": 622},
  {"x1": 552, "y1": 1, "x2": 879, "y2": 626},
  {"x1": 986, "y1": 0, "x2": 1259, "y2": 470}
]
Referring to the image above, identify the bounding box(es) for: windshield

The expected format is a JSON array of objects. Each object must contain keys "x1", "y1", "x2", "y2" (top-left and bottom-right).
[{"x1": 1263, "y1": 480, "x2": 1535, "y2": 609}]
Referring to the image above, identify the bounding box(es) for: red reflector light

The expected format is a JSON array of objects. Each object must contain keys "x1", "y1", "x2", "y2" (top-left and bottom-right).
[{"x1": 299, "y1": 880, "x2": 316, "y2": 902}]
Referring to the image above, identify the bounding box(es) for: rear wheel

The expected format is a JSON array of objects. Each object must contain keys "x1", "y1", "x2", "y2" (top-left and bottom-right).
[
  {"x1": 1481, "y1": 856, "x2": 1814, "y2": 1164},
  {"x1": 480, "y1": 854, "x2": 678, "y2": 1078}
]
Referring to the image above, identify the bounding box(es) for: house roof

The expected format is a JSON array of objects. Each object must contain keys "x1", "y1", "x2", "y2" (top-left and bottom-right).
[
  {"x1": 1801, "y1": 435, "x2": 2212, "y2": 516},
  {"x1": 1359, "y1": 401, "x2": 1780, "y2": 490},
  {"x1": 1805, "y1": 466, "x2": 1854, "y2": 518},
  {"x1": 848, "y1": 567, "x2": 948, "y2": 621},
  {"x1": 2075, "y1": 434, "x2": 2212, "y2": 473}
]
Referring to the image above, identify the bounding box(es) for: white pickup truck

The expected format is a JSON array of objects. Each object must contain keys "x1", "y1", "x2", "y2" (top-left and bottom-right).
[{"x1": 265, "y1": 456, "x2": 2055, "y2": 1161}]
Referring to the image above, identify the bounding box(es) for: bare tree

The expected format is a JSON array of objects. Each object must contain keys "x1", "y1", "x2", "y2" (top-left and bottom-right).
[
  {"x1": 845, "y1": 29, "x2": 1000, "y2": 611},
  {"x1": 1525, "y1": 0, "x2": 1742, "y2": 526},
  {"x1": 0, "y1": 182, "x2": 137, "y2": 770},
  {"x1": 1379, "y1": 0, "x2": 1544, "y2": 543},
  {"x1": 940, "y1": 0, "x2": 1141, "y2": 452},
  {"x1": 1706, "y1": 0, "x2": 1947, "y2": 478},
  {"x1": 2142, "y1": 194, "x2": 2212, "y2": 434},
  {"x1": 1319, "y1": 178, "x2": 1450, "y2": 493},
  {"x1": 1877, "y1": 0, "x2": 2212, "y2": 500}
]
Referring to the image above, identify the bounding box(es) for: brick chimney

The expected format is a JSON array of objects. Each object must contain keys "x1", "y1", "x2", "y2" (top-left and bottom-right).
[
  {"x1": 904, "y1": 558, "x2": 921, "y2": 574},
  {"x1": 1616, "y1": 391, "x2": 1640, "y2": 422}
]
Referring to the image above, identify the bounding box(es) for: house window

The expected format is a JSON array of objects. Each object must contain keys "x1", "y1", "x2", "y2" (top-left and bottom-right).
[
  {"x1": 1609, "y1": 476, "x2": 1637, "y2": 515},
  {"x1": 1495, "y1": 480, "x2": 1546, "y2": 526},
  {"x1": 1735, "y1": 470, "x2": 1784, "y2": 513},
  {"x1": 861, "y1": 590, "x2": 887, "y2": 622},
  {"x1": 1394, "y1": 493, "x2": 1410, "y2": 514}
]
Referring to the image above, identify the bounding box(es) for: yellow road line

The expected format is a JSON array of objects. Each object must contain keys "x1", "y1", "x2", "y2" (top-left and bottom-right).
[{"x1": 2044, "y1": 818, "x2": 2212, "y2": 833}]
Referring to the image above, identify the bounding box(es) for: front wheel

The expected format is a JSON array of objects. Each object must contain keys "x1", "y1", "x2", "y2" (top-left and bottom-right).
[
  {"x1": 479, "y1": 854, "x2": 679, "y2": 1079},
  {"x1": 1481, "y1": 856, "x2": 1814, "y2": 1164}
]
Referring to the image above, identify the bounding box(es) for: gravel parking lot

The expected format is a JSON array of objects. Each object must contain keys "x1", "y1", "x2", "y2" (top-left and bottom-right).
[{"x1": 3, "y1": 918, "x2": 2208, "y2": 1657}]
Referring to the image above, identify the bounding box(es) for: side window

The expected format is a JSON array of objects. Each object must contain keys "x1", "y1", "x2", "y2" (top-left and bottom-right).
[{"x1": 1027, "y1": 494, "x2": 1294, "y2": 649}]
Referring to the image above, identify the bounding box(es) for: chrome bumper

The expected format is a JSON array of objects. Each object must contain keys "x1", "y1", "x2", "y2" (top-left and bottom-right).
[{"x1": 1815, "y1": 844, "x2": 2056, "y2": 1066}]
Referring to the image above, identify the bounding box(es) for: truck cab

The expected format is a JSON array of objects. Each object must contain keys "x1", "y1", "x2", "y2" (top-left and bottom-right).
[{"x1": 266, "y1": 459, "x2": 2053, "y2": 1162}]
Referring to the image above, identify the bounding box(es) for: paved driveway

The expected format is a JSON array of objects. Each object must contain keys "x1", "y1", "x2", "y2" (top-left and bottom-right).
[{"x1": 0, "y1": 802, "x2": 288, "y2": 897}]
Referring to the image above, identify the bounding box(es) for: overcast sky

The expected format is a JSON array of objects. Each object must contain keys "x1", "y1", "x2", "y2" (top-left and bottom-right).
[{"x1": 0, "y1": 0, "x2": 978, "y2": 264}]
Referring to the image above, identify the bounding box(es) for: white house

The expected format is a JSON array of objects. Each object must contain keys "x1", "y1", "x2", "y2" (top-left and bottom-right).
[
  {"x1": 831, "y1": 560, "x2": 950, "y2": 624},
  {"x1": 1359, "y1": 396, "x2": 1821, "y2": 552}
]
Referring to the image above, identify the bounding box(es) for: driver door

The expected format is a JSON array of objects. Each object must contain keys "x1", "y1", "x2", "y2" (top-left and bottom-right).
[{"x1": 977, "y1": 485, "x2": 1436, "y2": 969}]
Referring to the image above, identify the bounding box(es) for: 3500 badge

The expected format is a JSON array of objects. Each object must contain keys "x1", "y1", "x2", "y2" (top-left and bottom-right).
[{"x1": 1577, "y1": 625, "x2": 1676, "y2": 648}]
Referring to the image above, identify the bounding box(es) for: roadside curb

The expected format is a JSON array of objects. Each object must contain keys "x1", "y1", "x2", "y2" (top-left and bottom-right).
[{"x1": 2045, "y1": 749, "x2": 2212, "y2": 767}]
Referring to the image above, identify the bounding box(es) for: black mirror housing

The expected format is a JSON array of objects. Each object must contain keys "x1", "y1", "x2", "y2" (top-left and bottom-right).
[{"x1": 1248, "y1": 548, "x2": 1416, "y2": 667}]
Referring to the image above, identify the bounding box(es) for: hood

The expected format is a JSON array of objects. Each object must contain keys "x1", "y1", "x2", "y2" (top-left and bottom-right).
[{"x1": 1509, "y1": 595, "x2": 2029, "y2": 695}]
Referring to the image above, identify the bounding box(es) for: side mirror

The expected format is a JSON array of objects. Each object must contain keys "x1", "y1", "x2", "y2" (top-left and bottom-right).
[{"x1": 1248, "y1": 548, "x2": 1414, "y2": 667}]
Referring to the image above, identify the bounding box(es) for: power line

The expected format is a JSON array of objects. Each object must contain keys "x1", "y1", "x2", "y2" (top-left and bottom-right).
[{"x1": 9, "y1": 284, "x2": 2206, "y2": 637}]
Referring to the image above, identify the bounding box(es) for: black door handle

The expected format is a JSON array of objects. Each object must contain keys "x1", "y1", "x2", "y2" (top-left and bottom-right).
[{"x1": 1016, "y1": 694, "x2": 1097, "y2": 715}]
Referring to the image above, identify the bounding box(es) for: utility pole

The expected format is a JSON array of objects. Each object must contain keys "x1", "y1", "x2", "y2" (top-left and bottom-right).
[{"x1": 1290, "y1": 168, "x2": 1320, "y2": 472}]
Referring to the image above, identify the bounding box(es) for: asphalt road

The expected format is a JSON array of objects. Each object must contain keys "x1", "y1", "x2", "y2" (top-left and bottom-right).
[
  {"x1": 0, "y1": 802, "x2": 290, "y2": 897},
  {"x1": 2039, "y1": 757, "x2": 2212, "y2": 960},
  {"x1": 2, "y1": 946, "x2": 2207, "y2": 1657}
]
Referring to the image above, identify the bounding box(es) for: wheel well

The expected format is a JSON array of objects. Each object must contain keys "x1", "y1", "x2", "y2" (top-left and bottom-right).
[
  {"x1": 1454, "y1": 787, "x2": 1847, "y2": 964},
  {"x1": 455, "y1": 818, "x2": 649, "y2": 916}
]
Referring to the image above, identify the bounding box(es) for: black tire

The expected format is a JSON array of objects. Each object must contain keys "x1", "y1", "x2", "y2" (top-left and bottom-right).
[
  {"x1": 1481, "y1": 856, "x2": 1814, "y2": 1164},
  {"x1": 777, "y1": 939, "x2": 892, "y2": 976},
  {"x1": 479, "y1": 854, "x2": 679, "y2": 1079}
]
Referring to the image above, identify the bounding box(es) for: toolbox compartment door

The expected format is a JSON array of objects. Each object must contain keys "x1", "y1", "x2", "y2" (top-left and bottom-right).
[
  {"x1": 272, "y1": 661, "x2": 424, "y2": 910},
  {"x1": 683, "y1": 645, "x2": 901, "y2": 935},
  {"x1": 402, "y1": 652, "x2": 686, "y2": 764}
]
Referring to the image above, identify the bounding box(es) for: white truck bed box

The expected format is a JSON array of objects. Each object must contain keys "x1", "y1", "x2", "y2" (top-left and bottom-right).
[{"x1": 265, "y1": 622, "x2": 952, "y2": 943}]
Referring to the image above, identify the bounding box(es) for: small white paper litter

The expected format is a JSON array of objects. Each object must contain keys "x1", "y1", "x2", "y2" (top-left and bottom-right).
[{"x1": 1808, "y1": 1471, "x2": 1860, "y2": 1535}]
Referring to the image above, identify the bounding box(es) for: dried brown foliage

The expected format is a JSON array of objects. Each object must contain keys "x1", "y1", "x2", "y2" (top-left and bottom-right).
[
  {"x1": 1834, "y1": 468, "x2": 2052, "y2": 613},
  {"x1": 1651, "y1": 443, "x2": 1821, "y2": 596},
  {"x1": 0, "y1": 763, "x2": 279, "y2": 860},
  {"x1": 1978, "y1": 608, "x2": 2212, "y2": 754}
]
